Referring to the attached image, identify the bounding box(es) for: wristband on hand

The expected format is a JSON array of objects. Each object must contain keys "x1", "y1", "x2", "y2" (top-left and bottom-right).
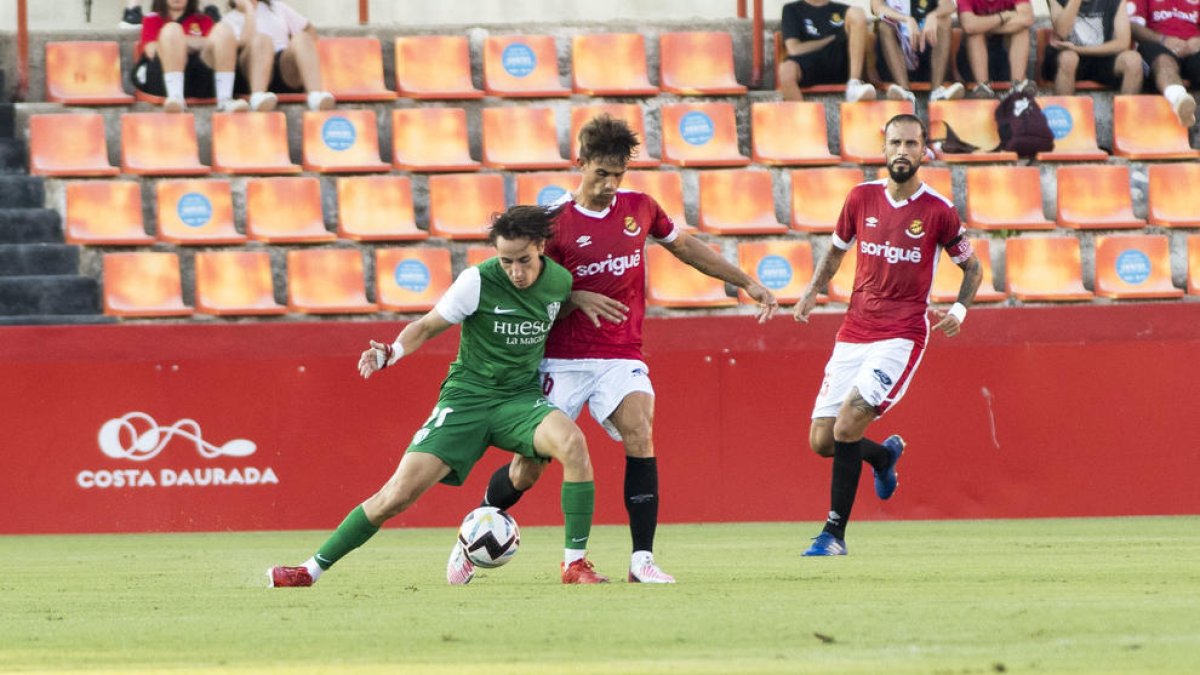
[
  {"x1": 948, "y1": 302, "x2": 967, "y2": 324},
  {"x1": 378, "y1": 341, "x2": 404, "y2": 369}
]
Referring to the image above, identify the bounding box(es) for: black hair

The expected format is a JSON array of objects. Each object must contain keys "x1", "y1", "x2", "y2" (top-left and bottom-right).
[
  {"x1": 154, "y1": 0, "x2": 201, "y2": 18},
  {"x1": 884, "y1": 113, "x2": 928, "y2": 145},
  {"x1": 577, "y1": 113, "x2": 640, "y2": 164},
  {"x1": 488, "y1": 205, "x2": 555, "y2": 245},
  {"x1": 229, "y1": 0, "x2": 270, "y2": 8}
]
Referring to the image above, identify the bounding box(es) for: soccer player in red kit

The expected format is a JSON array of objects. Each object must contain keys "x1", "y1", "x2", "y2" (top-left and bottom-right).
[
  {"x1": 793, "y1": 113, "x2": 982, "y2": 556},
  {"x1": 447, "y1": 114, "x2": 779, "y2": 584}
]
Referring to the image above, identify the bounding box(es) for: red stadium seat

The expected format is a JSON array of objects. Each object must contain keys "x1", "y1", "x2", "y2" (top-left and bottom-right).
[
  {"x1": 697, "y1": 169, "x2": 787, "y2": 235},
  {"x1": 840, "y1": 100, "x2": 916, "y2": 164},
  {"x1": 1147, "y1": 163, "x2": 1200, "y2": 228},
  {"x1": 572, "y1": 33, "x2": 658, "y2": 96},
  {"x1": 928, "y1": 100, "x2": 1019, "y2": 163},
  {"x1": 64, "y1": 180, "x2": 152, "y2": 245},
  {"x1": 28, "y1": 113, "x2": 119, "y2": 177},
  {"x1": 483, "y1": 35, "x2": 570, "y2": 98},
  {"x1": 391, "y1": 107, "x2": 480, "y2": 173},
  {"x1": 394, "y1": 35, "x2": 483, "y2": 100},
  {"x1": 660, "y1": 102, "x2": 750, "y2": 167},
  {"x1": 930, "y1": 238, "x2": 1006, "y2": 303},
  {"x1": 736, "y1": 240, "x2": 814, "y2": 305},
  {"x1": 515, "y1": 172, "x2": 579, "y2": 207},
  {"x1": 659, "y1": 32, "x2": 747, "y2": 95},
  {"x1": 302, "y1": 110, "x2": 389, "y2": 173},
  {"x1": 1055, "y1": 165, "x2": 1144, "y2": 230},
  {"x1": 790, "y1": 167, "x2": 863, "y2": 233},
  {"x1": 1005, "y1": 236, "x2": 1094, "y2": 301},
  {"x1": 375, "y1": 247, "x2": 454, "y2": 313},
  {"x1": 621, "y1": 170, "x2": 690, "y2": 230},
  {"x1": 646, "y1": 244, "x2": 737, "y2": 308},
  {"x1": 465, "y1": 245, "x2": 494, "y2": 268},
  {"x1": 481, "y1": 107, "x2": 570, "y2": 170},
  {"x1": 1112, "y1": 95, "x2": 1200, "y2": 160},
  {"x1": 336, "y1": 175, "x2": 426, "y2": 241},
  {"x1": 570, "y1": 104, "x2": 659, "y2": 167},
  {"x1": 965, "y1": 166, "x2": 1054, "y2": 231},
  {"x1": 120, "y1": 112, "x2": 210, "y2": 176},
  {"x1": 194, "y1": 250, "x2": 287, "y2": 316},
  {"x1": 1035, "y1": 96, "x2": 1108, "y2": 161},
  {"x1": 751, "y1": 102, "x2": 838, "y2": 166},
  {"x1": 45, "y1": 41, "x2": 134, "y2": 105},
  {"x1": 210, "y1": 111, "x2": 300, "y2": 175},
  {"x1": 155, "y1": 179, "x2": 245, "y2": 245},
  {"x1": 287, "y1": 248, "x2": 378, "y2": 314},
  {"x1": 102, "y1": 252, "x2": 192, "y2": 317},
  {"x1": 244, "y1": 177, "x2": 335, "y2": 243},
  {"x1": 317, "y1": 37, "x2": 396, "y2": 102},
  {"x1": 427, "y1": 173, "x2": 507, "y2": 240},
  {"x1": 1093, "y1": 234, "x2": 1183, "y2": 299}
]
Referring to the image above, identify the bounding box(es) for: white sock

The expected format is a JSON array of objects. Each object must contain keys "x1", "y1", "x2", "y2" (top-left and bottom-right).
[
  {"x1": 214, "y1": 71, "x2": 235, "y2": 102},
  {"x1": 564, "y1": 548, "x2": 586, "y2": 565},
  {"x1": 164, "y1": 71, "x2": 184, "y2": 100},
  {"x1": 302, "y1": 557, "x2": 324, "y2": 582}
]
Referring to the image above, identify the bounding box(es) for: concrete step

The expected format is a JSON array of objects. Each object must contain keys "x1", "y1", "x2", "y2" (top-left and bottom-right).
[
  {"x1": 0, "y1": 102, "x2": 14, "y2": 137},
  {"x1": 0, "y1": 314, "x2": 116, "y2": 326},
  {"x1": 0, "y1": 138, "x2": 26, "y2": 173},
  {"x1": 0, "y1": 243, "x2": 80, "y2": 276},
  {"x1": 0, "y1": 208, "x2": 63, "y2": 244},
  {"x1": 0, "y1": 275, "x2": 102, "y2": 316},
  {"x1": 0, "y1": 175, "x2": 45, "y2": 209}
]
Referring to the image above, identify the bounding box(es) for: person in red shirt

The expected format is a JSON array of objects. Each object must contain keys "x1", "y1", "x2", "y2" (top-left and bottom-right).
[
  {"x1": 1129, "y1": 0, "x2": 1200, "y2": 127},
  {"x1": 793, "y1": 113, "x2": 983, "y2": 556},
  {"x1": 957, "y1": 0, "x2": 1036, "y2": 98},
  {"x1": 131, "y1": 0, "x2": 244, "y2": 113}
]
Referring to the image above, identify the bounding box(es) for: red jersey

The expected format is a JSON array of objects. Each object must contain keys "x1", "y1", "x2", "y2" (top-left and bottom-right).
[
  {"x1": 956, "y1": 0, "x2": 1029, "y2": 15},
  {"x1": 543, "y1": 190, "x2": 679, "y2": 360},
  {"x1": 833, "y1": 180, "x2": 972, "y2": 346},
  {"x1": 1129, "y1": 0, "x2": 1200, "y2": 40},
  {"x1": 138, "y1": 12, "x2": 214, "y2": 53}
]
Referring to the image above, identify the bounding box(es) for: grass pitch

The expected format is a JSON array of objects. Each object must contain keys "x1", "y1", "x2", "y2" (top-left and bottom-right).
[{"x1": 3, "y1": 517, "x2": 1199, "y2": 674}]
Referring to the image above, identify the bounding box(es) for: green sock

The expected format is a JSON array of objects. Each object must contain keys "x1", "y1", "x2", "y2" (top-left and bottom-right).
[
  {"x1": 561, "y1": 481, "x2": 595, "y2": 550},
  {"x1": 313, "y1": 504, "x2": 380, "y2": 570}
]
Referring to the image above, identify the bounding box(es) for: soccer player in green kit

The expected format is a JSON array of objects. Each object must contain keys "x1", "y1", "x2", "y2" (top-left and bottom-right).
[{"x1": 268, "y1": 205, "x2": 611, "y2": 586}]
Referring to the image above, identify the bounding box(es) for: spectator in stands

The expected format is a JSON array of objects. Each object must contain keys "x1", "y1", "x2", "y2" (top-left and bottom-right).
[
  {"x1": 1129, "y1": 0, "x2": 1199, "y2": 127},
  {"x1": 221, "y1": 0, "x2": 335, "y2": 112},
  {"x1": 957, "y1": 0, "x2": 1035, "y2": 98},
  {"x1": 779, "y1": 0, "x2": 878, "y2": 102},
  {"x1": 871, "y1": 0, "x2": 966, "y2": 102},
  {"x1": 121, "y1": 0, "x2": 221, "y2": 28},
  {"x1": 1043, "y1": 0, "x2": 1143, "y2": 95},
  {"x1": 131, "y1": 0, "x2": 244, "y2": 113}
]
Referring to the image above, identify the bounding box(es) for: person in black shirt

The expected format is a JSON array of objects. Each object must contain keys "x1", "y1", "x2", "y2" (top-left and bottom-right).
[{"x1": 779, "y1": 0, "x2": 878, "y2": 101}]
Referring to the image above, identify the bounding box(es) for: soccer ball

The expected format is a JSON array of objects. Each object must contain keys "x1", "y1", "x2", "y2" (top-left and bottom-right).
[{"x1": 458, "y1": 506, "x2": 520, "y2": 568}]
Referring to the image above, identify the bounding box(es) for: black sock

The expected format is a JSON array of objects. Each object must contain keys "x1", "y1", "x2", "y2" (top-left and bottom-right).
[
  {"x1": 858, "y1": 437, "x2": 889, "y2": 473},
  {"x1": 625, "y1": 456, "x2": 659, "y2": 553},
  {"x1": 823, "y1": 440, "x2": 862, "y2": 541},
  {"x1": 480, "y1": 463, "x2": 525, "y2": 511}
]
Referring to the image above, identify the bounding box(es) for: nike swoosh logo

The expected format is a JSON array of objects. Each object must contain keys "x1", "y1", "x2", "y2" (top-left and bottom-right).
[
  {"x1": 494, "y1": 306, "x2": 518, "y2": 314},
  {"x1": 314, "y1": 554, "x2": 331, "y2": 563},
  {"x1": 571, "y1": 537, "x2": 588, "y2": 543}
]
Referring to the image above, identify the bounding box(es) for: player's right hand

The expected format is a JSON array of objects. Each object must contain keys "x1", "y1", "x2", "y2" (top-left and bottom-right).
[
  {"x1": 571, "y1": 290, "x2": 628, "y2": 327},
  {"x1": 792, "y1": 291, "x2": 818, "y2": 324},
  {"x1": 358, "y1": 340, "x2": 389, "y2": 380}
]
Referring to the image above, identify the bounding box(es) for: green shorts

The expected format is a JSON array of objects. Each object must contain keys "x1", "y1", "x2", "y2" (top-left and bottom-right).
[{"x1": 405, "y1": 384, "x2": 557, "y2": 486}]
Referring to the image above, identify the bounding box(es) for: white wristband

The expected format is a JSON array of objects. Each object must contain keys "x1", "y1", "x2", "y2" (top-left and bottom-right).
[
  {"x1": 386, "y1": 340, "x2": 405, "y2": 367},
  {"x1": 376, "y1": 341, "x2": 405, "y2": 369},
  {"x1": 948, "y1": 302, "x2": 967, "y2": 324}
]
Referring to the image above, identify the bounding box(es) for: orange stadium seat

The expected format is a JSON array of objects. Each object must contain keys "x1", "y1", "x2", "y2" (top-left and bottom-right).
[
  {"x1": 736, "y1": 240, "x2": 814, "y2": 305},
  {"x1": 660, "y1": 102, "x2": 750, "y2": 167},
  {"x1": 839, "y1": 100, "x2": 916, "y2": 164},
  {"x1": 1147, "y1": 163, "x2": 1200, "y2": 228},
  {"x1": 621, "y1": 170, "x2": 689, "y2": 230},
  {"x1": 210, "y1": 111, "x2": 300, "y2": 175},
  {"x1": 1005, "y1": 236, "x2": 1094, "y2": 301},
  {"x1": 317, "y1": 37, "x2": 396, "y2": 102},
  {"x1": 790, "y1": 167, "x2": 863, "y2": 233},
  {"x1": 483, "y1": 35, "x2": 570, "y2": 98},
  {"x1": 427, "y1": 173, "x2": 507, "y2": 240},
  {"x1": 1055, "y1": 165, "x2": 1144, "y2": 230},
  {"x1": 646, "y1": 244, "x2": 737, "y2": 308},
  {"x1": 155, "y1": 179, "x2": 244, "y2": 245},
  {"x1": 120, "y1": 112, "x2": 210, "y2": 176},
  {"x1": 965, "y1": 166, "x2": 1054, "y2": 231},
  {"x1": 28, "y1": 113, "x2": 119, "y2": 177},
  {"x1": 570, "y1": 104, "x2": 659, "y2": 167},
  {"x1": 1035, "y1": 96, "x2": 1108, "y2": 162},
  {"x1": 102, "y1": 252, "x2": 192, "y2": 317},
  {"x1": 928, "y1": 100, "x2": 1019, "y2": 163},
  {"x1": 391, "y1": 107, "x2": 480, "y2": 173},
  {"x1": 697, "y1": 169, "x2": 787, "y2": 235},
  {"x1": 336, "y1": 175, "x2": 425, "y2": 241},
  {"x1": 1112, "y1": 95, "x2": 1200, "y2": 160},
  {"x1": 572, "y1": 33, "x2": 658, "y2": 96},
  {"x1": 64, "y1": 180, "x2": 152, "y2": 245},
  {"x1": 244, "y1": 176, "x2": 335, "y2": 243},
  {"x1": 1093, "y1": 234, "x2": 1183, "y2": 299},
  {"x1": 751, "y1": 102, "x2": 838, "y2": 166},
  {"x1": 1034, "y1": 29, "x2": 1104, "y2": 91},
  {"x1": 825, "y1": 244, "x2": 858, "y2": 303},
  {"x1": 466, "y1": 245, "x2": 494, "y2": 267},
  {"x1": 1190, "y1": 236, "x2": 1200, "y2": 295},
  {"x1": 375, "y1": 247, "x2": 454, "y2": 313},
  {"x1": 394, "y1": 35, "x2": 483, "y2": 100},
  {"x1": 44, "y1": 41, "x2": 135, "y2": 105},
  {"x1": 481, "y1": 107, "x2": 570, "y2": 170},
  {"x1": 287, "y1": 248, "x2": 378, "y2": 314},
  {"x1": 659, "y1": 32, "x2": 747, "y2": 96},
  {"x1": 515, "y1": 171, "x2": 579, "y2": 207},
  {"x1": 302, "y1": 110, "x2": 390, "y2": 173},
  {"x1": 930, "y1": 238, "x2": 1006, "y2": 303},
  {"x1": 873, "y1": 166, "x2": 954, "y2": 202},
  {"x1": 194, "y1": 250, "x2": 287, "y2": 316}
]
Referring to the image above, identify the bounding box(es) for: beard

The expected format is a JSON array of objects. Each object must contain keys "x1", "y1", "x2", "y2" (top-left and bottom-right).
[{"x1": 887, "y1": 159, "x2": 918, "y2": 183}]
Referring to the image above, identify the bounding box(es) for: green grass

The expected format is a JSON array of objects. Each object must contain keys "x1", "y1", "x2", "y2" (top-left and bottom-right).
[{"x1": 3, "y1": 517, "x2": 1199, "y2": 673}]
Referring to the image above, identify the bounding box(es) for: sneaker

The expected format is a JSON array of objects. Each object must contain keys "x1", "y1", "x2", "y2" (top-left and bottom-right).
[
  {"x1": 307, "y1": 90, "x2": 336, "y2": 112},
  {"x1": 802, "y1": 532, "x2": 848, "y2": 556},
  {"x1": 216, "y1": 98, "x2": 249, "y2": 114},
  {"x1": 1012, "y1": 79, "x2": 1036, "y2": 97},
  {"x1": 561, "y1": 558, "x2": 610, "y2": 584},
  {"x1": 628, "y1": 554, "x2": 676, "y2": 584},
  {"x1": 930, "y1": 82, "x2": 966, "y2": 102},
  {"x1": 162, "y1": 96, "x2": 186, "y2": 113},
  {"x1": 874, "y1": 434, "x2": 906, "y2": 500},
  {"x1": 886, "y1": 83, "x2": 916, "y2": 104},
  {"x1": 968, "y1": 82, "x2": 996, "y2": 99},
  {"x1": 119, "y1": 5, "x2": 143, "y2": 29},
  {"x1": 446, "y1": 541, "x2": 475, "y2": 585},
  {"x1": 1173, "y1": 92, "x2": 1197, "y2": 128},
  {"x1": 249, "y1": 91, "x2": 277, "y2": 112},
  {"x1": 267, "y1": 565, "x2": 313, "y2": 587},
  {"x1": 845, "y1": 79, "x2": 877, "y2": 103}
]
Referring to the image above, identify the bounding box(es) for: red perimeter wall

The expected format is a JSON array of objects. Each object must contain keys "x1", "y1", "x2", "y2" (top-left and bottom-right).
[{"x1": 2, "y1": 303, "x2": 1198, "y2": 534}]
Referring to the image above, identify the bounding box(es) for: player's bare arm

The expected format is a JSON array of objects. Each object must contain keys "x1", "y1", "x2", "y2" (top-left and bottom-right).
[
  {"x1": 565, "y1": 289, "x2": 629, "y2": 327},
  {"x1": 931, "y1": 253, "x2": 983, "y2": 337},
  {"x1": 794, "y1": 245, "x2": 847, "y2": 323},
  {"x1": 358, "y1": 310, "x2": 455, "y2": 379},
  {"x1": 662, "y1": 233, "x2": 779, "y2": 322}
]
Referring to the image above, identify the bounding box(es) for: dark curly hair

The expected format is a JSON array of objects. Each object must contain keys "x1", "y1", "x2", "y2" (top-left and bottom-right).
[
  {"x1": 577, "y1": 113, "x2": 640, "y2": 164},
  {"x1": 488, "y1": 205, "x2": 555, "y2": 245}
]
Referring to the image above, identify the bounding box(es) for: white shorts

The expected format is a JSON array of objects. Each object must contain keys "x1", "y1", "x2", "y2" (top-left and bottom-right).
[
  {"x1": 811, "y1": 338, "x2": 924, "y2": 419},
  {"x1": 539, "y1": 358, "x2": 655, "y2": 441}
]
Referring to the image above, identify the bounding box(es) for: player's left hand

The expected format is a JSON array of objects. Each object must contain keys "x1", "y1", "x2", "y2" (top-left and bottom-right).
[
  {"x1": 571, "y1": 290, "x2": 628, "y2": 327},
  {"x1": 358, "y1": 340, "x2": 390, "y2": 379},
  {"x1": 745, "y1": 283, "x2": 778, "y2": 323},
  {"x1": 930, "y1": 308, "x2": 962, "y2": 337}
]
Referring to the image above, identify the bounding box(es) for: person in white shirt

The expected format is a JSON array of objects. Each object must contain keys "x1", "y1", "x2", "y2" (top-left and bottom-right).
[{"x1": 221, "y1": 0, "x2": 334, "y2": 111}]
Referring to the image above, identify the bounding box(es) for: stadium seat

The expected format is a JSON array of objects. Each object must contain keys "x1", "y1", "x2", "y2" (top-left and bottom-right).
[
  {"x1": 646, "y1": 244, "x2": 737, "y2": 308},
  {"x1": 790, "y1": 167, "x2": 864, "y2": 233},
  {"x1": 928, "y1": 100, "x2": 1019, "y2": 162},
  {"x1": 839, "y1": 100, "x2": 916, "y2": 164},
  {"x1": 244, "y1": 176, "x2": 336, "y2": 243},
  {"x1": 427, "y1": 173, "x2": 507, "y2": 240},
  {"x1": 391, "y1": 107, "x2": 481, "y2": 173},
  {"x1": 1147, "y1": 163, "x2": 1200, "y2": 228},
  {"x1": 572, "y1": 33, "x2": 658, "y2": 96},
  {"x1": 1112, "y1": 95, "x2": 1200, "y2": 160},
  {"x1": 1034, "y1": 29, "x2": 1104, "y2": 91},
  {"x1": 697, "y1": 169, "x2": 787, "y2": 235},
  {"x1": 965, "y1": 166, "x2": 1054, "y2": 231},
  {"x1": 28, "y1": 113, "x2": 119, "y2": 177},
  {"x1": 570, "y1": 104, "x2": 659, "y2": 167},
  {"x1": 102, "y1": 252, "x2": 192, "y2": 317},
  {"x1": 1035, "y1": 96, "x2": 1108, "y2": 162},
  {"x1": 465, "y1": 245, "x2": 494, "y2": 267},
  {"x1": 483, "y1": 35, "x2": 570, "y2": 98},
  {"x1": 660, "y1": 102, "x2": 750, "y2": 167},
  {"x1": 659, "y1": 32, "x2": 747, "y2": 95},
  {"x1": 120, "y1": 112, "x2": 210, "y2": 176},
  {"x1": 621, "y1": 170, "x2": 689, "y2": 230},
  {"x1": 336, "y1": 175, "x2": 426, "y2": 241},
  {"x1": 302, "y1": 110, "x2": 390, "y2": 173},
  {"x1": 750, "y1": 102, "x2": 838, "y2": 166},
  {"x1": 210, "y1": 111, "x2": 300, "y2": 175},
  {"x1": 155, "y1": 179, "x2": 244, "y2": 245},
  {"x1": 1190, "y1": 236, "x2": 1200, "y2": 295},
  {"x1": 825, "y1": 244, "x2": 858, "y2": 303},
  {"x1": 515, "y1": 171, "x2": 579, "y2": 207},
  {"x1": 375, "y1": 247, "x2": 454, "y2": 313},
  {"x1": 287, "y1": 248, "x2": 378, "y2": 314},
  {"x1": 872, "y1": 165, "x2": 954, "y2": 202},
  {"x1": 44, "y1": 41, "x2": 135, "y2": 105},
  {"x1": 64, "y1": 180, "x2": 152, "y2": 245},
  {"x1": 930, "y1": 238, "x2": 1006, "y2": 303},
  {"x1": 736, "y1": 240, "x2": 814, "y2": 305},
  {"x1": 1005, "y1": 236, "x2": 1094, "y2": 301},
  {"x1": 1055, "y1": 165, "x2": 1145, "y2": 230},
  {"x1": 394, "y1": 35, "x2": 483, "y2": 99},
  {"x1": 317, "y1": 37, "x2": 397, "y2": 102},
  {"x1": 194, "y1": 250, "x2": 287, "y2": 316},
  {"x1": 481, "y1": 107, "x2": 570, "y2": 170},
  {"x1": 1093, "y1": 234, "x2": 1183, "y2": 299}
]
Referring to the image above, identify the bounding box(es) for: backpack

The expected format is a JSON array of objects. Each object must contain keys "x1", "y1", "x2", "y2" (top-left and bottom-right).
[{"x1": 993, "y1": 90, "x2": 1054, "y2": 158}]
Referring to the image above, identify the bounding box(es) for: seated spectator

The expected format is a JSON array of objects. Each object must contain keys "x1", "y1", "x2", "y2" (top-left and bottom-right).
[
  {"x1": 222, "y1": 0, "x2": 335, "y2": 112},
  {"x1": 957, "y1": 0, "x2": 1035, "y2": 98},
  {"x1": 131, "y1": 0, "x2": 245, "y2": 113},
  {"x1": 1129, "y1": 0, "x2": 1198, "y2": 127},
  {"x1": 872, "y1": 0, "x2": 966, "y2": 102},
  {"x1": 1044, "y1": 0, "x2": 1142, "y2": 95},
  {"x1": 778, "y1": 0, "x2": 877, "y2": 102},
  {"x1": 121, "y1": 0, "x2": 221, "y2": 28}
]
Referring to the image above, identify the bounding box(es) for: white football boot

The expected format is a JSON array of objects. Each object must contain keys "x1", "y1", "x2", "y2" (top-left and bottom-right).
[
  {"x1": 628, "y1": 551, "x2": 675, "y2": 584},
  {"x1": 446, "y1": 540, "x2": 475, "y2": 585}
]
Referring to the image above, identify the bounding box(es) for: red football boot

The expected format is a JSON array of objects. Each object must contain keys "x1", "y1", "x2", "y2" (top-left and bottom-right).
[
  {"x1": 561, "y1": 558, "x2": 610, "y2": 584},
  {"x1": 267, "y1": 566, "x2": 313, "y2": 588}
]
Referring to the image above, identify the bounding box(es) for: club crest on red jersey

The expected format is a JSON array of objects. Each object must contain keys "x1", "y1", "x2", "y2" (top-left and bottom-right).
[
  {"x1": 905, "y1": 219, "x2": 925, "y2": 239},
  {"x1": 623, "y1": 216, "x2": 642, "y2": 237}
]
